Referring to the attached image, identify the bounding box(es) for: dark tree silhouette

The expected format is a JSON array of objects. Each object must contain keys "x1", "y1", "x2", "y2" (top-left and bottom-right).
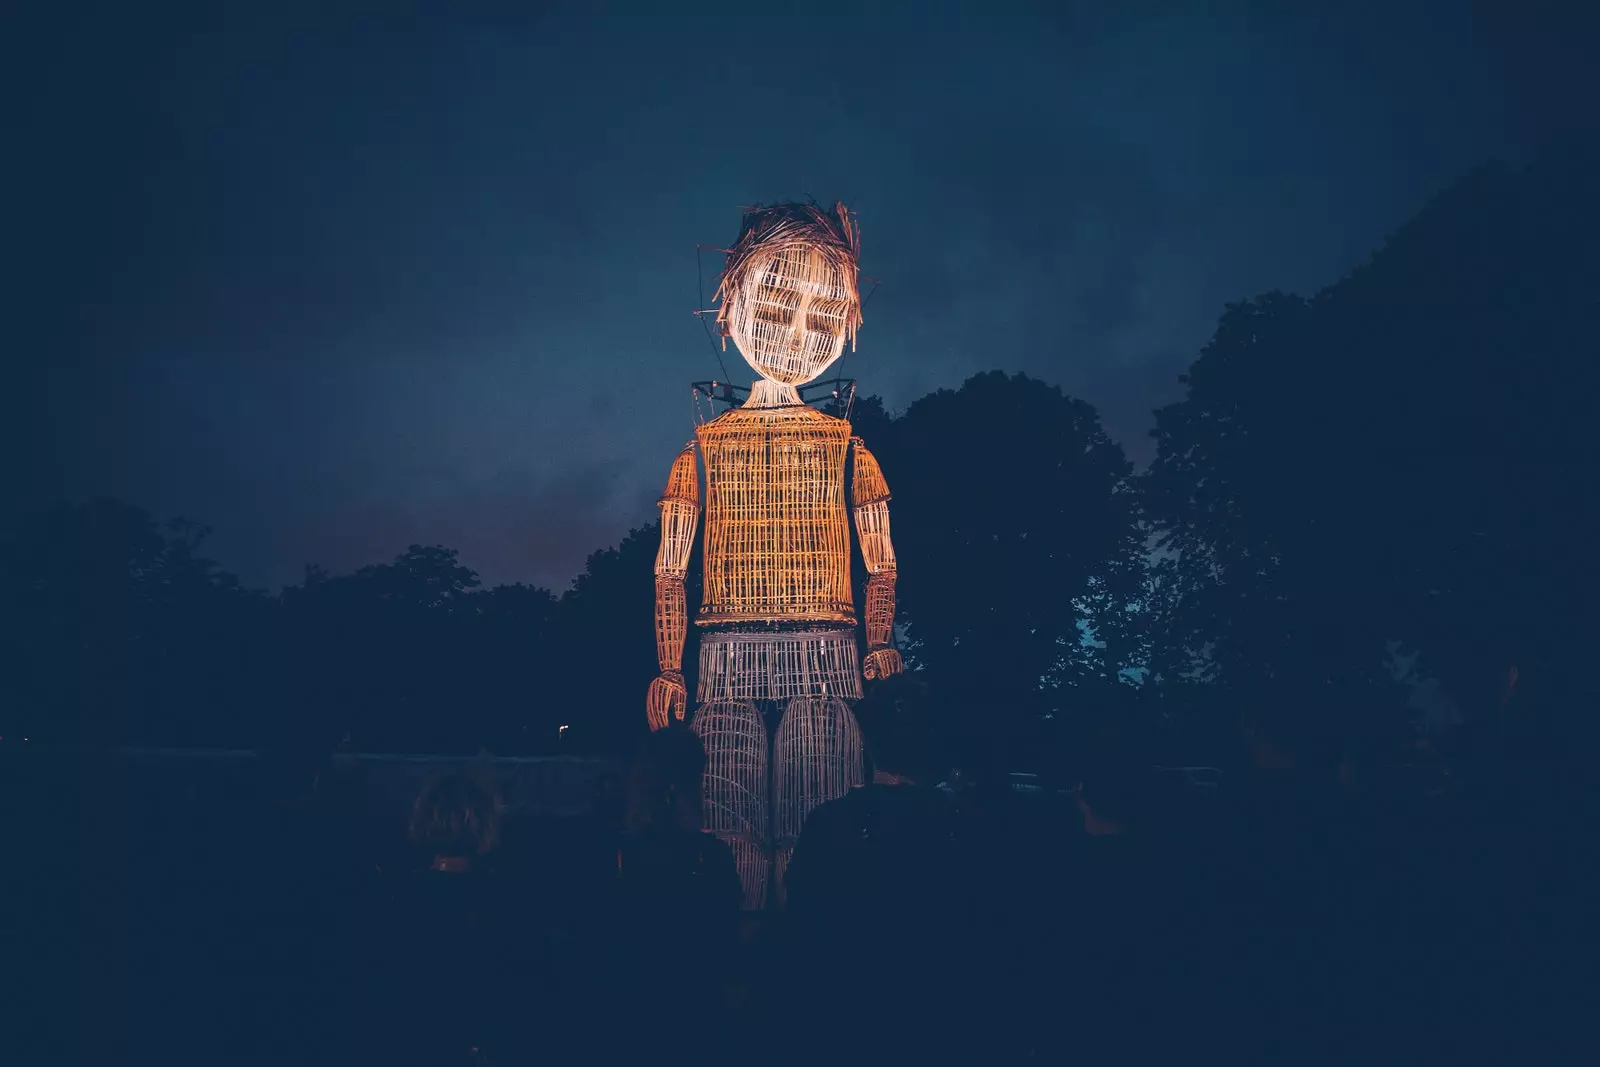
[
  {"x1": 0, "y1": 500, "x2": 270, "y2": 747},
  {"x1": 1320, "y1": 152, "x2": 1598, "y2": 736},
  {"x1": 553, "y1": 521, "x2": 703, "y2": 754},
  {"x1": 279, "y1": 544, "x2": 484, "y2": 753},
  {"x1": 872, "y1": 372, "x2": 1145, "y2": 758},
  {"x1": 465, "y1": 582, "x2": 563, "y2": 752},
  {"x1": 1144, "y1": 148, "x2": 1599, "y2": 756}
]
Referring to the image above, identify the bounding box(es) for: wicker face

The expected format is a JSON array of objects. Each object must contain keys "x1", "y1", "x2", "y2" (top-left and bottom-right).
[{"x1": 727, "y1": 243, "x2": 857, "y2": 386}]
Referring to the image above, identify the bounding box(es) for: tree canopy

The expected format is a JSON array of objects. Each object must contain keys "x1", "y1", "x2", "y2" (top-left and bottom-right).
[
  {"x1": 1144, "y1": 149, "x2": 1598, "y2": 754},
  {"x1": 873, "y1": 372, "x2": 1144, "y2": 741}
]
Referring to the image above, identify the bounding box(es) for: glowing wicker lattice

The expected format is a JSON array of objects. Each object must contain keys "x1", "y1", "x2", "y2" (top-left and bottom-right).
[
  {"x1": 773, "y1": 695, "x2": 864, "y2": 906},
  {"x1": 852, "y1": 442, "x2": 896, "y2": 575},
  {"x1": 850, "y1": 438, "x2": 890, "y2": 505},
  {"x1": 715, "y1": 202, "x2": 862, "y2": 386},
  {"x1": 697, "y1": 629, "x2": 862, "y2": 704},
  {"x1": 864, "y1": 574, "x2": 896, "y2": 650},
  {"x1": 646, "y1": 671, "x2": 686, "y2": 731},
  {"x1": 656, "y1": 443, "x2": 699, "y2": 577},
  {"x1": 692, "y1": 700, "x2": 770, "y2": 910},
  {"x1": 851, "y1": 438, "x2": 902, "y2": 679},
  {"x1": 863, "y1": 647, "x2": 904, "y2": 681},
  {"x1": 654, "y1": 577, "x2": 687, "y2": 672},
  {"x1": 697, "y1": 405, "x2": 854, "y2": 625},
  {"x1": 649, "y1": 443, "x2": 701, "y2": 731}
]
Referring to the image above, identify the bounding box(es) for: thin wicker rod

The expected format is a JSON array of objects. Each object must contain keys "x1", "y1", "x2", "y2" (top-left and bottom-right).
[{"x1": 697, "y1": 629, "x2": 862, "y2": 704}]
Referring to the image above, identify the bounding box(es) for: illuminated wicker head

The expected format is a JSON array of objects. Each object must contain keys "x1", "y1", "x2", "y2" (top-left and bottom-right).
[{"x1": 714, "y1": 201, "x2": 863, "y2": 386}]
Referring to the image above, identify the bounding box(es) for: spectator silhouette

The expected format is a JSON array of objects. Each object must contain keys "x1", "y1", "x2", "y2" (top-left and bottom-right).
[
  {"x1": 367, "y1": 770, "x2": 543, "y2": 1066},
  {"x1": 952, "y1": 733, "x2": 1068, "y2": 1061},
  {"x1": 1210, "y1": 705, "x2": 1364, "y2": 1063},
  {"x1": 608, "y1": 725, "x2": 742, "y2": 1056},
  {"x1": 1057, "y1": 746, "x2": 1179, "y2": 1060},
  {"x1": 211, "y1": 751, "x2": 372, "y2": 1065},
  {"x1": 778, "y1": 673, "x2": 971, "y2": 1061},
  {"x1": 409, "y1": 769, "x2": 504, "y2": 873}
]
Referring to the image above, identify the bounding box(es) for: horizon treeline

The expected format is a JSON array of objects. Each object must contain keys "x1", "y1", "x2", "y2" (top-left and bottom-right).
[{"x1": 4, "y1": 150, "x2": 1594, "y2": 765}]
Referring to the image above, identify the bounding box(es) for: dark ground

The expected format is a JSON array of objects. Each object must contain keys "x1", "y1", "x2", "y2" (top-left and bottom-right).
[
  {"x1": 6, "y1": 747, "x2": 620, "y2": 1065},
  {"x1": 5, "y1": 744, "x2": 1592, "y2": 1064}
]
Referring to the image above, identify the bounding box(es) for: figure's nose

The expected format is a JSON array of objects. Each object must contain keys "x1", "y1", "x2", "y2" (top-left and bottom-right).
[{"x1": 788, "y1": 290, "x2": 813, "y2": 351}]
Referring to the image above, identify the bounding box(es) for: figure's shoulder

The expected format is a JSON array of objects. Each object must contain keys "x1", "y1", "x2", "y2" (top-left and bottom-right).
[
  {"x1": 697, "y1": 405, "x2": 851, "y2": 441},
  {"x1": 850, "y1": 436, "x2": 891, "y2": 501},
  {"x1": 660, "y1": 441, "x2": 699, "y2": 502}
]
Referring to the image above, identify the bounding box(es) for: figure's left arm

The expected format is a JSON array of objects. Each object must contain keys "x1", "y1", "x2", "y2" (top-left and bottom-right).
[{"x1": 851, "y1": 438, "x2": 904, "y2": 680}]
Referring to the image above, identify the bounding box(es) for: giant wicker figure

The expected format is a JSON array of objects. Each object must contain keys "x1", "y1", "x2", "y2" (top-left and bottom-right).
[{"x1": 646, "y1": 202, "x2": 904, "y2": 909}]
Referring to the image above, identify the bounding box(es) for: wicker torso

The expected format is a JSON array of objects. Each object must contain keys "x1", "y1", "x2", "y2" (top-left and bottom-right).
[
  {"x1": 693, "y1": 405, "x2": 860, "y2": 706},
  {"x1": 695, "y1": 405, "x2": 855, "y2": 627}
]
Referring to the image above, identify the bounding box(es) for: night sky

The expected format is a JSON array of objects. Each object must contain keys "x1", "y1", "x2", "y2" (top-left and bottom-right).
[{"x1": 11, "y1": 4, "x2": 1586, "y2": 591}]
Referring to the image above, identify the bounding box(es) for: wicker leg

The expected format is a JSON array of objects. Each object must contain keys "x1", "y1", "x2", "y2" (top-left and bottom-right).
[{"x1": 691, "y1": 700, "x2": 770, "y2": 911}]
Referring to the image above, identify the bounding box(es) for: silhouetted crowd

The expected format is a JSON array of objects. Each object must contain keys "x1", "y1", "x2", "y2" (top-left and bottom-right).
[{"x1": 18, "y1": 672, "x2": 1591, "y2": 1066}]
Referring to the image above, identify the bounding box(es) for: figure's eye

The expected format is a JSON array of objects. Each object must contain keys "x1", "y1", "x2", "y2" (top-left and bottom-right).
[
  {"x1": 751, "y1": 275, "x2": 800, "y2": 326},
  {"x1": 806, "y1": 297, "x2": 850, "y2": 335},
  {"x1": 755, "y1": 305, "x2": 791, "y2": 326}
]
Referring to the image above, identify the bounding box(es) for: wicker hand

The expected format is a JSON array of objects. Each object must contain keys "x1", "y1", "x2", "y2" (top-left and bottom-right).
[
  {"x1": 863, "y1": 648, "x2": 904, "y2": 681},
  {"x1": 646, "y1": 671, "x2": 688, "y2": 731}
]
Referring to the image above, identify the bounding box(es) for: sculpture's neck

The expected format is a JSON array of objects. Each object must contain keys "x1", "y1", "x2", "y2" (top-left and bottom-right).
[{"x1": 744, "y1": 379, "x2": 802, "y2": 409}]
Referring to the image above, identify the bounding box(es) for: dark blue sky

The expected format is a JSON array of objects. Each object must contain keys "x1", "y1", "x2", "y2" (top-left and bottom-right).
[{"x1": 10, "y1": 4, "x2": 1587, "y2": 590}]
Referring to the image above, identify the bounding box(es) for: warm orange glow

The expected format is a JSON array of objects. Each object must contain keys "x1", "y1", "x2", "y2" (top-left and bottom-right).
[
  {"x1": 654, "y1": 576, "x2": 687, "y2": 672},
  {"x1": 655, "y1": 443, "x2": 699, "y2": 581},
  {"x1": 648, "y1": 443, "x2": 701, "y2": 731},
  {"x1": 863, "y1": 647, "x2": 904, "y2": 681},
  {"x1": 863, "y1": 573, "x2": 896, "y2": 650},
  {"x1": 646, "y1": 671, "x2": 687, "y2": 731},
  {"x1": 697, "y1": 405, "x2": 855, "y2": 626},
  {"x1": 851, "y1": 437, "x2": 890, "y2": 506},
  {"x1": 850, "y1": 437, "x2": 900, "y2": 677}
]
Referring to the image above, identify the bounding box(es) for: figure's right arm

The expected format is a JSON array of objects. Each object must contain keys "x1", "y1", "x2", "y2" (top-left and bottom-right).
[{"x1": 647, "y1": 443, "x2": 699, "y2": 731}]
